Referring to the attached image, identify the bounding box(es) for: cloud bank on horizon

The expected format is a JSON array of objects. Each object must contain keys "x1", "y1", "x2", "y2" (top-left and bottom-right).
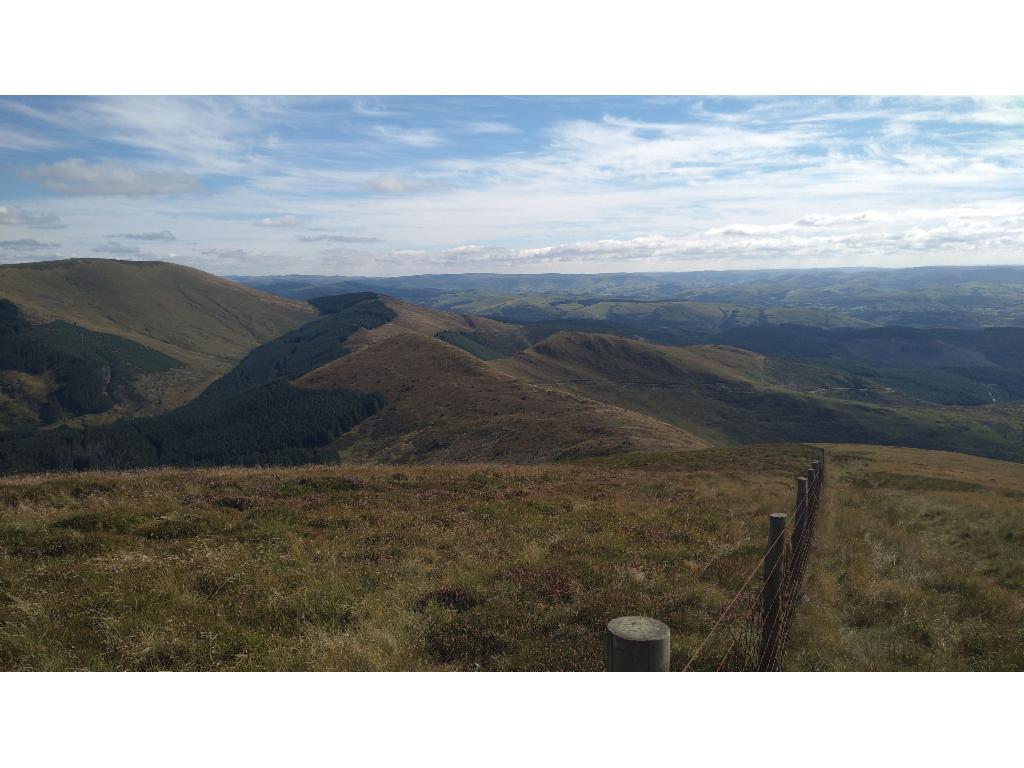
[{"x1": 2, "y1": 95, "x2": 1024, "y2": 276}]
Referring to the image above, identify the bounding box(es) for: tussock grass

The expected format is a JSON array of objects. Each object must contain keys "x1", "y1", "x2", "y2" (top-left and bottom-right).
[
  {"x1": 4, "y1": 442, "x2": 1017, "y2": 671},
  {"x1": 0, "y1": 445, "x2": 816, "y2": 671},
  {"x1": 789, "y1": 444, "x2": 1024, "y2": 671}
]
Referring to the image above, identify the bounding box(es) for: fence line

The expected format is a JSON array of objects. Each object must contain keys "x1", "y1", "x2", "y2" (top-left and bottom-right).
[{"x1": 607, "y1": 450, "x2": 826, "y2": 672}]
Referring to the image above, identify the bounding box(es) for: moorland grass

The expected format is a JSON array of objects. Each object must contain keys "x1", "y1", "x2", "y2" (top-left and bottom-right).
[
  {"x1": 789, "y1": 444, "x2": 1024, "y2": 671},
  {"x1": 2, "y1": 442, "x2": 1020, "y2": 671},
  {"x1": 0, "y1": 445, "x2": 816, "y2": 671}
]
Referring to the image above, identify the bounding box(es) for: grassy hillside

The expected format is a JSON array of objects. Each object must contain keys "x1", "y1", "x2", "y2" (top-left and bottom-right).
[
  {"x1": 429, "y1": 294, "x2": 870, "y2": 344},
  {"x1": 1, "y1": 299, "x2": 182, "y2": 429},
  {"x1": 789, "y1": 444, "x2": 1024, "y2": 671},
  {"x1": 495, "y1": 332, "x2": 1024, "y2": 460},
  {"x1": 296, "y1": 332, "x2": 706, "y2": 462},
  {"x1": 0, "y1": 296, "x2": 398, "y2": 474},
  {"x1": 292, "y1": 297, "x2": 706, "y2": 462},
  {"x1": 681, "y1": 266, "x2": 1024, "y2": 328},
  {"x1": 0, "y1": 259, "x2": 315, "y2": 415},
  {"x1": 238, "y1": 265, "x2": 1024, "y2": 329},
  {"x1": 2, "y1": 443, "x2": 1018, "y2": 671},
  {"x1": 0, "y1": 445, "x2": 819, "y2": 671},
  {"x1": 0, "y1": 295, "x2": 709, "y2": 473},
  {"x1": 194, "y1": 294, "x2": 396, "y2": 403}
]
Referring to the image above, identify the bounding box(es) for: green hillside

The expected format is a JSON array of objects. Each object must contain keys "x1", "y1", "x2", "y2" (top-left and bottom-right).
[
  {"x1": 494, "y1": 332, "x2": 1024, "y2": 461},
  {"x1": 430, "y1": 294, "x2": 870, "y2": 345},
  {"x1": 239, "y1": 265, "x2": 1024, "y2": 330},
  {"x1": 1, "y1": 299, "x2": 182, "y2": 429},
  {"x1": 0, "y1": 293, "x2": 708, "y2": 473},
  {"x1": 0, "y1": 259, "x2": 315, "y2": 417},
  {"x1": 0, "y1": 296, "x2": 397, "y2": 473}
]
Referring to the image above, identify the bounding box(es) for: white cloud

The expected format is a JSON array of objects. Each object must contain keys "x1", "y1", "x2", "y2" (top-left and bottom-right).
[
  {"x1": 352, "y1": 99, "x2": 394, "y2": 117},
  {"x1": 0, "y1": 238, "x2": 59, "y2": 249},
  {"x1": 202, "y1": 247, "x2": 262, "y2": 258},
  {"x1": 399, "y1": 200, "x2": 1024, "y2": 272},
  {"x1": 363, "y1": 174, "x2": 434, "y2": 194},
  {"x1": 794, "y1": 211, "x2": 888, "y2": 227},
  {"x1": 53, "y1": 97, "x2": 264, "y2": 176},
  {"x1": 25, "y1": 159, "x2": 199, "y2": 196},
  {"x1": 0, "y1": 126, "x2": 60, "y2": 151},
  {"x1": 297, "y1": 234, "x2": 383, "y2": 243},
  {"x1": 0, "y1": 204, "x2": 63, "y2": 228},
  {"x1": 373, "y1": 125, "x2": 443, "y2": 148},
  {"x1": 6, "y1": 97, "x2": 1024, "y2": 276},
  {"x1": 463, "y1": 121, "x2": 517, "y2": 134},
  {"x1": 111, "y1": 229, "x2": 177, "y2": 241},
  {"x1": 254, "y1": 215, "x2": 301, "y2": 227},
  {"x1": 93, "y1": 241, "x2": 142, "y2": 255}
]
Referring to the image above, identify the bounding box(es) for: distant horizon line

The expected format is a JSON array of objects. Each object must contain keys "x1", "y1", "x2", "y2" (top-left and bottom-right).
[
  {"x1": 5, "y1": 256, "x2": 1024, "y2": 281},
  {"x1": 226, "y1": 262, "x2": 1024, "y2": 280}
]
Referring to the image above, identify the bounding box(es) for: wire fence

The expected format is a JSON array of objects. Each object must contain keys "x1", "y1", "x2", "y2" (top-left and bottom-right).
[{"x1": 682, "y1": 452, "x2": 826, "y2": 672}]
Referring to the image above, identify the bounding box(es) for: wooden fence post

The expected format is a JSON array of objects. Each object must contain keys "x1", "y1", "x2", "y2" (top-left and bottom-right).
[
  {"x1": 793, "y1": 476, "x2": 809, "y2": 553},
  {"x1": 807, "y1": 464, "x2": 818, "y2": 510},
  {"x1": 606, "y1": 616, "x2": 671, "y2": 671},
  {"x1": 758, "y1": 513, "x2": 786, "y2": 671}
]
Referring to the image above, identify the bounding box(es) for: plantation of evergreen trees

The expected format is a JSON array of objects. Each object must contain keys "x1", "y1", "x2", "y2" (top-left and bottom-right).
[{"x1": 0, "y1": 294, "x2": 396, "y2": 474}]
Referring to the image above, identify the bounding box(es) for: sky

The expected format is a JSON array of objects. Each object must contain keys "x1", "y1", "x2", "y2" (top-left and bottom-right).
[{"x1": 2, "y1": 95, "x2": 1024, "y2": 277}]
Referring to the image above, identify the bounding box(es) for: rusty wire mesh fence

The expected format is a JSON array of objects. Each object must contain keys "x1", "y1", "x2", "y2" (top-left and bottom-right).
[{"x1": 682, "y1": 452, "x2": 825, "y2": 672}]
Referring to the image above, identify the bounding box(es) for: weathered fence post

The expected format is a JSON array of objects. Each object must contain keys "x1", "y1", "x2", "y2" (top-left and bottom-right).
[
  {"x1": 606, "y1": 616, "x2": 671, "y2": 671},
  {"x1": 758, "y1": 513, "x2": 786, "y2": 671},
  {"x1": 793, "y1": 476, "x2": 809, "y2": 553},
  {"x1": 806, "y1": 463, "x2": 818, "y2": 511}
]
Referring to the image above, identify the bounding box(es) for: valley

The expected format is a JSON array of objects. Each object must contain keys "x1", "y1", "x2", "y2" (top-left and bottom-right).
[{"x1": 4, "y1": 260, "x2": 1024, "y2": 472}]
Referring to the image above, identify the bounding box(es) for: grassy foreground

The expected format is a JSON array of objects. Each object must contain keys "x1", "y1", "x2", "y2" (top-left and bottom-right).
[
  {"x1": 2, "y1": 443, "x2": 1020, "y2": 671},
  {"x1": 790, "y1": 444, "x2": 1024, "y2": 671},
  {"x1": 0, "y1": 446, "x2": 815, "y2": 671}
]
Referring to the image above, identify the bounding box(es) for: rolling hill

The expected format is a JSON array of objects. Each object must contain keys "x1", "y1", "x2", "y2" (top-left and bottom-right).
[
  {"x1": 294, "y1": 296, "x2": 707, "y2": 462},
  {"x1": 0, "y1": 292, "x2": 708, "y2": 473},
  {"x1": 0, "y1": 259, "x2": 315, "y2": 425},
  {"x1": 3, "y1": 257, "x2": 1024, "y2": 472},
  {"x1": 491, "y1": 331, "x2": 1024, "y2": 460},
  {"x1": 238, "y1": 265, "x2": 1024, "y2": 329},
  {"x1": 296, "y1": 332, "x2": 704, "y2": 462}
]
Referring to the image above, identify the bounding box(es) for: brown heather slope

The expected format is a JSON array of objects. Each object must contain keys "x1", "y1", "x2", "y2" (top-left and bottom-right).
[
  {"x1": 344, "y1": 296, "x2": 515, "y2": 351},
  {"x1": 295, "y1": 332, "x2": 708, "y2": 462},
  {"x1": 0, "y1": 259, "x2": 315, "y2": 411}
]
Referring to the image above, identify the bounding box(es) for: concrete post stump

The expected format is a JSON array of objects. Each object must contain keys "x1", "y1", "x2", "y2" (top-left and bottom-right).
[{"x1": 606, "y1": 616, "x2": 671, "y2": 671}]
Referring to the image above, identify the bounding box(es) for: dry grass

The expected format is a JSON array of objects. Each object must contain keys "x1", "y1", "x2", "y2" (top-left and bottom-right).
[
  {"x1": 0, "y1": 445, "x2": 814, "y2": 671},
  {"x1": 3, "y1": 442, "x2": 1018, "y2": 671},
  {"x1": 789, "y1": 444, "x2": 1024, "y2": 671}
]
